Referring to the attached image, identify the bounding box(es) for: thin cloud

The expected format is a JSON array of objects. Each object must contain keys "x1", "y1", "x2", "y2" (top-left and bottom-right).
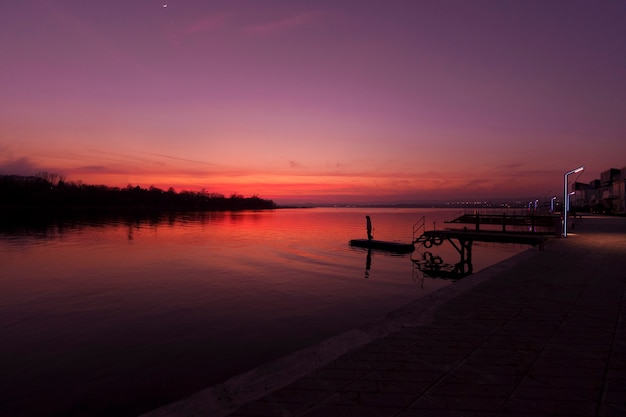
[
  {"x1": 245, "y1": 11, "x2": 320, "y2": 35},
  {"x1": 185, "y1": 12, "x2": 228, "y2": 35},
  {"x1": 142, "y1": 152, "x2": 217, "y2": 166},
  {"x1": 0, "y1": 156, "x2": 39, "y2": 175},
  {"x1": 78, "y1": 165, "x2": 109, "y2": 172},
  {"x1": 86, "y1": 149, "x2": 158, "y2": 165}
]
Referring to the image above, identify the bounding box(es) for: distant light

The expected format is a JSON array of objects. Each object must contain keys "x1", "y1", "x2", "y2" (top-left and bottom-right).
[{"x1": 162, "y1": 3, "x2": 168, "y2": 7}]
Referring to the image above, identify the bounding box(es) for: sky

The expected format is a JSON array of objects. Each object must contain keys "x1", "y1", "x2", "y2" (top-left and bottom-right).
[{"x1": 1, "y1": 1, "x2": 625, "y2": 204}]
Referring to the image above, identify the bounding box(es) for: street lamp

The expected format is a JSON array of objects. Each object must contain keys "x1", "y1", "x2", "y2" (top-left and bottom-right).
[
  {"x1": 550, "y1": 196, "x2": 557, "y2": 212},
  {"x1": 563, "y1": 166, "x2": 584, "y2": 237}
]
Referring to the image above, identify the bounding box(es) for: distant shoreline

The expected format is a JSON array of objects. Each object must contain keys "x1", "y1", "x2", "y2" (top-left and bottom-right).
[{"x1": 0, "y1": 174, "x2": 277, "y2": 214}]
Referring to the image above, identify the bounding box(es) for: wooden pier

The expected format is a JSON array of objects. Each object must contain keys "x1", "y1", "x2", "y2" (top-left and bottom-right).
[
  {"x1": 446, "y1": 212, "x2": 561, "y2": 235},
  {"x1": 421, "y1": 229, "x2": 549, "y2": 246}
]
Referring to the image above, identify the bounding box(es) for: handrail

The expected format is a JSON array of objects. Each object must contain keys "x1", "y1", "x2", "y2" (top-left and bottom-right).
[{"x1": 412, "y1": 216, "x2": 425, "y2": 243}]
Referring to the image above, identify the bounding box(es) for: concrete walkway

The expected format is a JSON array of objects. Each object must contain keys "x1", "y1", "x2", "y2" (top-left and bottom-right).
[{"x1": 143, "y1": 215, "x2": 626, "y2": 417}]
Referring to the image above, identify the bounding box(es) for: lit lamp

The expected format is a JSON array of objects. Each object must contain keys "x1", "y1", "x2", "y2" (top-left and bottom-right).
[
  {"x1": 563, "y1": 166, "x2": 584, "y2": 237},
  {"x1": 568, "y1": 191, "x2": 575, "y2": 212}
]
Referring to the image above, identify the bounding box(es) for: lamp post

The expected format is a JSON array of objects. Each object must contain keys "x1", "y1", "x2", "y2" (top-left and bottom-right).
[
  {"x1": 563, "y1": 166, "x2": 584, "y2": 237},
  {"x1": 550, "y1": 196, "x2": 557, "y2": 212}
]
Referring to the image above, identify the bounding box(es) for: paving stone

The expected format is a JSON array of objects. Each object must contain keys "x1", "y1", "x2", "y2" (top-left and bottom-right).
[
  {"x1": 362, "y1": 369, "x2": 443, "y2": 384},
  {"x1": 227, "y1": 399, "x2": 283, "y2": 417},
  {"x1": 527, "y1": 363, "x2": 607, "y2": 379},
  {"x1": 601, "y1": 386, "x2": 626, "y2": 408},
  {"x1": 301, "y1": 393, "x2": 403, "y2": 417},
  {"x1": 511, "y1": 384, "x2": 600, "y2": 402},
  {"x1": 308, "y1": 367, "x2": 368, "y2": 382},
  {"x1": 342, "y1": 378, "x2": 429, "y2": 395},
  {"x1": 463, "y1": 352, "x2": 536, "y2": 367},
  {"x1": 380, "y1": 355, "x2": 449, "y2": 373},
  {"x1": 424, "y1": 392, "x2": 507, "y2": 413},
  {"x1": 327, "y1": 358, "x2": 377, "y2": 371},
  {"x1": 501, "y1": 397, "x2": 597, "y2": 416},
  {"x1": 395, "y1": 410, "x2": 463, "y2": 417},
  {"x1": 597, "y1": 404, "x2": 626, "y2": 417},
  {"x1": 339, "y1": 390, "x2": 418, "y2": 408},
  {"x1": 428, "y1": 375, "x2": 511, "y2": 399},
  {"x1": 449, "y1": 368, "x2": 523, "y2": 387},
  {"x1": 282, "y1": 376, "x2": 351, "y2": 392},
  {"x1": 266, "y1": 387, "x2": 331, "y2": 405}
]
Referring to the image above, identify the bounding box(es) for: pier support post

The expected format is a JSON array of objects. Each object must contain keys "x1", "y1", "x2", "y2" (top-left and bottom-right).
[
  {"x1": 460, "y1": 239, "x2": 473, "y2": 274},
  {"x1": 447, "y1": 238, "x2": 474, "y2": 275}
]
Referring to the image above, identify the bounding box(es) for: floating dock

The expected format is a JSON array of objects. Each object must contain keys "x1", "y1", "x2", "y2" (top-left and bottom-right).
[{"x1": 349, "y1": 239, "x2": 415, "y2": 253}]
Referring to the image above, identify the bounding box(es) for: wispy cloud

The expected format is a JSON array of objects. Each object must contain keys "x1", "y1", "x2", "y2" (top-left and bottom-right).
[
  {"x1": 245, "y1": 11, "x2": 320, "y2": 35},
  {"x1": 78, "y1": 165, "x2": 109, "y2": 172},
  {"x1": 142, "y1": 152, "x2": 217, "y2": 166},
  {"x1": 184, "y1": 12, "x2": 228, "y2": 35},
  {"x1": 0, "y1": 142, "x2": 41, "y2": 175},
  {"x1": 0, "y1": 156, "x2": 39, "y2": 175},
  {"x1": 85, "y1": 149, "x2": 160, "y2": 166}
]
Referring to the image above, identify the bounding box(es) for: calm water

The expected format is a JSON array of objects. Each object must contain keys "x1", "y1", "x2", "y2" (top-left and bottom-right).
[{"x1": 0, "y1": 208, "x2": 527, "y2": 416}]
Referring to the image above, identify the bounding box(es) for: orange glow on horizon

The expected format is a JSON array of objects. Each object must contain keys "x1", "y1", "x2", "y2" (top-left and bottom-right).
[
  {"x1": 0, "y1": 138, "x2": 590, "y2": 204},
  {"x1": 51, "y1": 165, "x2": 562, "y2": 204}
]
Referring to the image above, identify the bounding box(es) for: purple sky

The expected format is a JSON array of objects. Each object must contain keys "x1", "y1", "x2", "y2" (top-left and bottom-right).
[{"x1": 1, "y1": 1, "x2": 625, "y2": 204}]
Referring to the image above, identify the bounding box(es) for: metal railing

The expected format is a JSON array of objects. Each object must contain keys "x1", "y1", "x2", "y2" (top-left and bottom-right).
[{"x1": 412, "y1": 216, "x2": 425, "y2": 243}]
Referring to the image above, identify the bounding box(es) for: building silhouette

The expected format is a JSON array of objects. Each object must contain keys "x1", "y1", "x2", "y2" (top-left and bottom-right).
[{"x1": 573, "y1": 167, "x2": 626, "y2": 214}]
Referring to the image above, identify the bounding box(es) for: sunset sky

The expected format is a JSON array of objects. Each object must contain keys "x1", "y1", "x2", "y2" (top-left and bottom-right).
[{"x1": 1, "y1": 1, "x2": 625, "y2": 204}]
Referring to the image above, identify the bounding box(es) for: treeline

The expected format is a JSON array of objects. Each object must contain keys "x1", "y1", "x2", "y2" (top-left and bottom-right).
[{"x1": 0, "y1": 174, "x2": 276, "y2": 212}]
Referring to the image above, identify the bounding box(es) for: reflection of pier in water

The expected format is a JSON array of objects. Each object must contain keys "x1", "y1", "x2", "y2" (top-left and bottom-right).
[{"x1": 411, "y1": 251, "x2": 469, "y2": 281}]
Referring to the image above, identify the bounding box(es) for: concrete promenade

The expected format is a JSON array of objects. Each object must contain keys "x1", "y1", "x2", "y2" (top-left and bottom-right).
[{"x1": 143, "y1": 215, "x2": 626, "y2": 417}]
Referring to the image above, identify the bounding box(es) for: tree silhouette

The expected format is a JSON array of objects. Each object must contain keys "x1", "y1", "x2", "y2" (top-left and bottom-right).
[{"x1": 0, "y1": 174, "x2": 276, "y2": 213}]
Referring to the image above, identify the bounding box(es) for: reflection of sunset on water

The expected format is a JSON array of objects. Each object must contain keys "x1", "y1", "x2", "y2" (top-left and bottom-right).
[{"x1": 0, "y1": 208, "x2": 533, "y2": 416}]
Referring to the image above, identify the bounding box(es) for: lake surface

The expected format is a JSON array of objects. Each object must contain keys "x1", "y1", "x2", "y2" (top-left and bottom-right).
[{"x1": 0, "y1": 208, "x2": 528, "y2": 416}]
